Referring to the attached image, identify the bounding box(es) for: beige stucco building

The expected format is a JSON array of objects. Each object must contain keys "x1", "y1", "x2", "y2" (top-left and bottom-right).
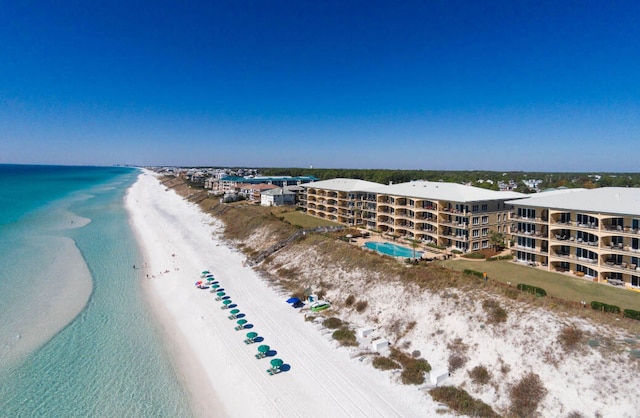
[
  {"x1": 506, "y1": 187, "x2": 640, "y2": 289},
  {"x1": 302, "y1": 178, "x2": 524, "y2": 253}
]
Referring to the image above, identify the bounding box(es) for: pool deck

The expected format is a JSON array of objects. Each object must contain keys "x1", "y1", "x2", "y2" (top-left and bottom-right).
[{"x1": 351, "y1": 233, "x2": 448, "y2": 260}]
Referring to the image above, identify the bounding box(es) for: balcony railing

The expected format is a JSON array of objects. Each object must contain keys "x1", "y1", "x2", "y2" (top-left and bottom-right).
[
  {"x1": 603, "y1": 226, "x2": 640, "y2": 235},
  {"x1": 512, "y1": 215, "x2": 548, "y2": 222},
  {"x1": 603, "y1": 261, "x2": 639, "y2": 273}
]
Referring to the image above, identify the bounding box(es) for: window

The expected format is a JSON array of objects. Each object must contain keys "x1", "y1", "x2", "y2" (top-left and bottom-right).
[
  {"x1": 472, "y1": 242, "x2": 479, "y2": 250},
  {"x1": 482, "y1": 228, "x2": 488, "y2": 236},
  {"x1": 482, "y1": 216, "x2": 489, "y2": 224},
  {"x1": 472, "y1": 205, "x2": 479, "y2": 212},
  {"x1": 472, "y1": 229, "x2": 479, "y2": 238},
  {"x1": 497, "y1": 226, "x2": 501, "y2": 233},
  {"x1": 482, "y1": 204, "x2": 488, "y2": 211},
  {"x1": 482, "y1": 240, "x2": 488, "y2": 248},
  {"x1": 472, "y1": 217, "x2": 479, "y2": 225}
]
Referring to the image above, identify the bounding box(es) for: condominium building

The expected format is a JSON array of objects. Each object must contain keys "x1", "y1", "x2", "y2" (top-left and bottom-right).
[
  {"x1": 507, "y1": 187, "x2": 640, "y2": 288},
  {"x1": 302, "y1": 178, "x2": 524, "y2": 252}
]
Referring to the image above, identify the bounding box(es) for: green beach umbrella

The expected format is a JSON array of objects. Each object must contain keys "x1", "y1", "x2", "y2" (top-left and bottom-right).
[
  {"x1": 222, "y1": 299, "x2": 232, "y2": 306},
  {"x1": 229, "y1": 309, "x2": 240, "y2": 315},
  {"x1": 258, "y1": 344, "x2": 270, "y2": 354},
  {"x1": 212, "y1": 284, "x2": 220, "y2": 288},
  {"x1": 246, "y1": 332, "x2": 258, "y2": 339},
  {"x1": 216, "y1": 292, "x2": 225, "y2": 297},
  {"x1": 236, "y1": 319, "x2": 247, "y2": 326},
  {"x1": 270, "y1": 358, "x2": 283, "y2": 368}
]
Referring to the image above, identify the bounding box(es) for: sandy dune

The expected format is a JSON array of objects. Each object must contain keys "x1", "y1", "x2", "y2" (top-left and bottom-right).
[{"x1": 126, "y1": 171, "x2": 447, "y2": 417}]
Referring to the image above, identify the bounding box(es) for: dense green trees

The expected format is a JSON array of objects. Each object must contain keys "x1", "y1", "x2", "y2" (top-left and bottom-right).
[{"x1": 259, "y1": 168, "x2": 640, "y2": 189}]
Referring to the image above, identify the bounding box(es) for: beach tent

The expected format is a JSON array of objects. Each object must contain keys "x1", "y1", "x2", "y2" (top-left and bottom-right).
[
  {"x1": 286, "y1": 297, "x2": 301, "y2": 304},
  {"x1": 235, "y1": 319, "x2": 248, "y2": 330},
  {"x1": 255, "y1": 344, "x2": 270, "y2": 359}
]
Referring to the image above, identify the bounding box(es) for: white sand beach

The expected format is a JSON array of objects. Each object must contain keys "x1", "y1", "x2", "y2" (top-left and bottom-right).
[
  {"x1": 127, "y1": 170, "x2": 640, "y2": 418},
  {"x1": 126, "y1": 171, "x2": 446, "y2": 417}
]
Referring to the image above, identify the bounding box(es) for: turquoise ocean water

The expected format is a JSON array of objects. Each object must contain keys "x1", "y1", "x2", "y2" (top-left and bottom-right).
[{"x1": 0, "y1": 165, "x2": 192, "y2": 416}]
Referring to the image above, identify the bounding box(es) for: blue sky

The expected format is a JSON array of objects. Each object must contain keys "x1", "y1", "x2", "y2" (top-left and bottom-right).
[{"x1": 1, "y1": 1, "x2": 638, "y2": 171}]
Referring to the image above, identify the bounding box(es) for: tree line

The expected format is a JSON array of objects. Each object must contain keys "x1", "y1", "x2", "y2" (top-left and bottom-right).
[{"x1": 258, "y1": 168, "x2": 640, "y2": 191}]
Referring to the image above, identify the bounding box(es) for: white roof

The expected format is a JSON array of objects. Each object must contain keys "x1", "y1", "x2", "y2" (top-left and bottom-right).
[
  {"x1": 369, "y1": 180, "x2": 526, "y2": 203},
  {"x1": 302, "y1": 178, "x2": 383, "y2": 192},
  {"x1": 506, "y1": 187, "x2": 640, "y2": 216},
  {"x1": 262, "y1": 188, "x2": 294, "y2": 196},
  {"x1": 304, "y1": 178, "x2": 526, "y2": 203}
]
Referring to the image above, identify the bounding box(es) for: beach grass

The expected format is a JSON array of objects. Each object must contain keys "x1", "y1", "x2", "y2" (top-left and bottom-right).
[
  {"x1": 273, "y1": 208, "x2": 341, "y2": 229},
  {"x1": 442, "y1": 259, "x2": 640, "y2": 311},
  {"x1": 164, "y1": 176, "x2": 640, "y2": 330}
]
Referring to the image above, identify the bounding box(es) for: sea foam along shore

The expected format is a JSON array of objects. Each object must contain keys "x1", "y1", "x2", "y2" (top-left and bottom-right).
[{"x1": 126, "y1": 170, "x2": 448, "y2": 418}]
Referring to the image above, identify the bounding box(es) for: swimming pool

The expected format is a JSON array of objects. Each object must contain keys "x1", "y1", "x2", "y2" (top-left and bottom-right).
[{"x1": 363, "y1": 241, "x2": 422, "y2": 258}]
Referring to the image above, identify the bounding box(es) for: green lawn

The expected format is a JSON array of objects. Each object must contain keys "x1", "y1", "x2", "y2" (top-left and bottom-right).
[
  {"x1": 442, "y1": 259, "x2": 640, "y2": 311},
  {"x1": 278, "y1": 210, "x2": 342, "y2": 229}
]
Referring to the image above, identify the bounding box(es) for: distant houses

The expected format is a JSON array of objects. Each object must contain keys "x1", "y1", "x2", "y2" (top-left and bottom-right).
[
  {"x1": 260, "y1": 187, "x2": 297, "y2": 206},
  {"x1": 201, "y1": 174, "x2": 317, "y2": 206}
]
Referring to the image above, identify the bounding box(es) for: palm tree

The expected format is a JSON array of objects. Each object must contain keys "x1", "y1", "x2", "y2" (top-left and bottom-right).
[
  {"x1": 409, "y1": 238, "x2": 420, "y2": 260},
  {"x1": 489, "y1": 231, "x2": 506, "y2": 252}
]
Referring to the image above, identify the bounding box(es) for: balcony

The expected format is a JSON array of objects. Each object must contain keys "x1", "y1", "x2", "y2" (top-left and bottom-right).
[
  {"x1": 602, "y1": 225, "x2": 640, "y2": 236},
  {"x1": 511, "y1": 229, "x2": 544, "y2": 238},
  {"x1": 514, "y1": 245, "x2": 546, "y2": 254},
  {"x1": 575, "y1": 223, "x2": 599, "y2": 230},
  {"x1": 512, "y1": 215, "x2": 548, "y2": 223},
  {"x1": 602, "y1": 261, "x2": 639, "y2": 274},
  {"x1": 575, "y1": 256, "x2": 598, "y2": 265}
]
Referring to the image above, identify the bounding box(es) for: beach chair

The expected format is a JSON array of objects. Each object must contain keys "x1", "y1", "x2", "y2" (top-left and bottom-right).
[{"x1": 266, "y1": 367, "x2": 281, "y2": 376}]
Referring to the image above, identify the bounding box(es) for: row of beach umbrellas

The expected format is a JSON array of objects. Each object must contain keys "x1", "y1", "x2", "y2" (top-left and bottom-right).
[{"x1": 201, "y1": 270, "x2": 285, "y2": 375}]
